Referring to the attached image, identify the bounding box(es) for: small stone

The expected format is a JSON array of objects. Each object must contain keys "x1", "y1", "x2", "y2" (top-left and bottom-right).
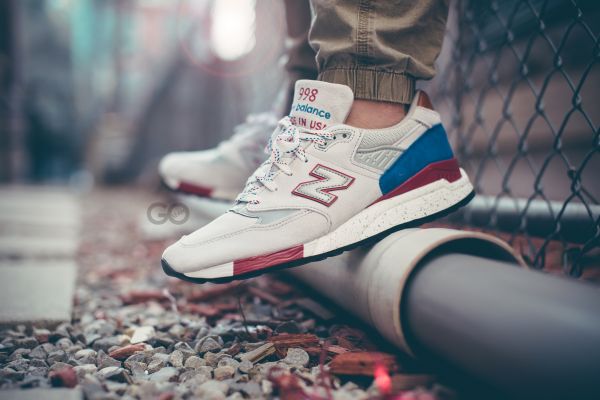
[
  {"x1": 148, "y1": 334, "x2": 175, "y2": 348},
  {"x1": 75, "y1": 348, "x2": 97, "y2": 360},
  {"x1": 229, "y1": 381, "x2": 262, "y2": 398},
  {"x1": 217, "y1": 356, "x2": 240, "y2": 371},
  {"x1": 50, "y1": 325, "x2": 71, "y2": 342},
  {"x1": 97, "y1": 366, "x2": 130, "y2": 383},
  {"x1": 93, "y1": 336, "x2": 121, "y2": 352},
  {"x1": 282, "y1": 348, "x2": 310, "y2": 367},
  {"x1": 196, "y1": 366, "x2": 214, "y2": 378},
  {"x1": 28, "y1": 366, "x2": 48, "y2": 377},
  {"x1": 0, "y1": 367, "x2": 25, "y2": 381},
  {"x1": 174, "y1": 341, "x2": 194, "y2": 352},
  {"x1": 151, "y1": 352, "x2": 170, "y2": 363},
  {"x1": 148, "y1": 366, "x2": 179, "y2": 382},
  {"x1": 203, "y1": 352, "x2": 219, "y2": 367},
  {"x1": 47, "y1": 350, "x2": 68, "y2": 364},
  {"x1": 55, "y1": 337, "x2": 73, "y2": 350},
  {"x1": 179, "y1": 369, "x2": 210, "y2": 386},
  {"x1": 7, "y1": 358, "x2": 29, "y2": 371},
  {"x1": 33, "y1": 328, "x2": 51, "y2": 343},
  {"x1": 238, "y1": 359, "x2": 253, "y2": 374},
  {"x1": 194, "y1": 380, "x2": 228, "y2": 400},
  {"x1": 124, "y1": 361, "x2": 147, "y2": 376},
  {"x1": 30, "y1": 358, "x2": 48, "y2": 368},
  {"x1": 15, "y1": 337, "x2": 38, "y2": 349},
  {"x1": 124, "y1": 352, "x2": 147, "y2": 366},
  {"x1": 80, "y1": 375, "x2": 106, "y2": 399},
  {"x1": 84, "y1": 320, "x2": 116, "y2": 337},
  {"x1": 97, "y1": 350, "x2": 121, "y2": 369},
  {"x1": 130, "y1": 326, "x2": 156, "y2": 344},
  {"x1": 49, "y1": 366, "x2": 78, "y2": 388},
  {"x1": 10, "y1": 348, "x2": 31, "y2": 360},
  {"x1": 168, "y1": 324, "x2": 186, "y2": 338},
  {"x1": 147, "y1": 358, "x2": 166, "y2": 374},
  {"x1": 214, "y1": 365, "x2": 235, "y2": 380},
  {"x1": 184, "y1": 356, "x2": 206, "y2": 369},
  {"x1": 168, "y1": 350, "x2": 184, "y2": 368},
  {"x1": 29, "y1": 345, "x2": 48, "y2": 360},
  {"x1": 49, "y1": 361, "x2": 72, "y2": 372},
  {"x1": 19, "y1": 375, "x2": 47, "y2": 388},
  {"x1": 196, "y1": 337, "x2": 222, "y2": 354},
  {"x1": 109, "y1": 344, "x2": 146, "y2": 360},
  {"x1": 74, "y1": 364, "x2": 98, "y2": 378}
]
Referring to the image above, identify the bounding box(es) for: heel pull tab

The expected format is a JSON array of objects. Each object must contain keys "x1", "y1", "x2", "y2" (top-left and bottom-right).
[{"x1": 416, "y1": 91, "x2": 434, "y2": 110}]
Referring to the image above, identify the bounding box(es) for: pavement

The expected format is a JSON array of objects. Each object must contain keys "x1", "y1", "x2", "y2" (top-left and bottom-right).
[{"x1": 0, "y1": 186, "x2": 79, "y2": 328}]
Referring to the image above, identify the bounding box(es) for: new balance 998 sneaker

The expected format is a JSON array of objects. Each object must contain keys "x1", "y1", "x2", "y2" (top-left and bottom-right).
[
  {"x1": 162, "y1": 80, "x2": 474, "y2": 283},
  {"x1": 159, "y1": 113, "x2": 277, "y2": 201}
]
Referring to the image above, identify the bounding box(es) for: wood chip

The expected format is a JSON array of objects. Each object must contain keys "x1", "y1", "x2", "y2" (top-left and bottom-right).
[
  {"x1": 186, "y1": 283, "x2": 241, "y2": 302},
  {"x1": 247, "y1": 286, "x2": 282, "y2": 305},
  {"x1": 294, "y1": 298, "x2": 335, "y2": 320},
  {"x1": 109, "y1": 344, "x2": 146, "y2": 360},
  {"x1": 182, "y1": 303, "x2": 221, "y2": 317},
  {"x1": 265, "y1": 279, "x2": 295, "y2": 296},
  {"x1": 329, "y1": 352, "x2": 398, "y2": 376},
  {"x1": 326, "y1": 345, "x2": 350, "y2": 355},
  {"x1": 269, "y1": 333, "x2": 319, "y2": 348},
  {"x1": 240, "y1": 342, "x2": 276, "y2": 363}
]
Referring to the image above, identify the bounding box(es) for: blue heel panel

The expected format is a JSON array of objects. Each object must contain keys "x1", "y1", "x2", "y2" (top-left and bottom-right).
[{"x1": 379, "y1": 124, "x2": 454, "y2": 195}]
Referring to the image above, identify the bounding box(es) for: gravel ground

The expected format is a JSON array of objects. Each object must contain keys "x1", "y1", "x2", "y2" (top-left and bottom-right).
[{"x1": 0, "y1": 189, "x2": 456, "y2": 399}]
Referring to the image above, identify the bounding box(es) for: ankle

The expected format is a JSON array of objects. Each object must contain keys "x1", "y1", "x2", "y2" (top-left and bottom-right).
[{"x1": 345, "y1": 99, "x2": 406, "y2": 129}]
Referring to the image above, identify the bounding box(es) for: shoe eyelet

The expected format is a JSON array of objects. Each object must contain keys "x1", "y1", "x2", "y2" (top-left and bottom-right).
[
  {"x1": 342, "y1": 133, "x2": 348, "y2": 138},
  {"x1": 333, "y1": 136, "x2": 337, "y2": 140}
]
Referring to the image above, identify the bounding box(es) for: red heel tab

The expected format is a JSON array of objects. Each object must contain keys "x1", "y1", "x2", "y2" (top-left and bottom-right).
[{"x1": 416, "y1": 91, "x2": 434, "y2": 110}]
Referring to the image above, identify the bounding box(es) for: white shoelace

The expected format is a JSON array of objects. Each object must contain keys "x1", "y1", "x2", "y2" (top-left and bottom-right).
[{"x1": 235, "y1": 116, "x2": 334, "y2": 205}]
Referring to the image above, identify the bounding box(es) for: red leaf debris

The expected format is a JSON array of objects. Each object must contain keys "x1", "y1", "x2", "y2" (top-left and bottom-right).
[
  {"x1": 120, "y1": 290, "x2": 168, "y2": 305},
  {"x1": 186, "y1": 283, "x2": 241, "y2": 302}
]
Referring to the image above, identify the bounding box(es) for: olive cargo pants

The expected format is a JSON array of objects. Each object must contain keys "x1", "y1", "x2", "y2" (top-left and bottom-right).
[{"x1": 284, "y1": 0, "x2": 449, "y2": 105}]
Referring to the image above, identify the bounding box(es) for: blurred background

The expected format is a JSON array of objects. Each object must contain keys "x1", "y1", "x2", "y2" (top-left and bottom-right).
[
  {"x1": 0, "y1": 0, "x2": 286, "y2": 186},
  {"x1": 0, "y1": 0, "x2": 598, "y2": 275}
]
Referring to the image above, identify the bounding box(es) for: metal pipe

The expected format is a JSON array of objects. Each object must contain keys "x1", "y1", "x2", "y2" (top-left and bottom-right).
[
  {"x1": 404, "y1": 253, "x2": 600, "y2": 398},
  {"x1": 449, "y1": 195, "x2": 600, "y2": 244}
]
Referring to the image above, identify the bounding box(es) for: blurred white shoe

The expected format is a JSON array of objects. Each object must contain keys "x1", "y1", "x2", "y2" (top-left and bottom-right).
[{"x1": 159, "y1": 113, "x2": 278, "y2": 201}]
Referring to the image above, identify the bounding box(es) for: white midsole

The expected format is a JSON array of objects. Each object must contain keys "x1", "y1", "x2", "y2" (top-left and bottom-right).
[
  {"x1": 183, "y1": 169, "x2": 473, "y2": 279},
  {"x1": 303, "y1": 169, "x2": 473, "y2": 257}
]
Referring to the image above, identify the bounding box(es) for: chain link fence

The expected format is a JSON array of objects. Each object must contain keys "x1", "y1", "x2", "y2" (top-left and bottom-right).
[{"x1": 429, "y1": 0, "x2": 599, "y2": 277}]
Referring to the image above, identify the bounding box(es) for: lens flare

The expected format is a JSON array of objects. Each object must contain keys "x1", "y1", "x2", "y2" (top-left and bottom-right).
[
  {"x1": 374, "y1": 363, "x2": 392, "y2": 395},
  {"x1": 210, "y1": 0, "x2": 256, "y2": 61}
]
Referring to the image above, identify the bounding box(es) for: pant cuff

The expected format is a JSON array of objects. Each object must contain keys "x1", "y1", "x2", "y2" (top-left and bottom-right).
[{"x1": 318, "y1": 68, "x2": 416, "y2": 105}]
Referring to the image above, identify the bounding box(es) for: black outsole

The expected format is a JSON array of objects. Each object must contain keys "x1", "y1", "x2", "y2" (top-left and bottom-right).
[{"x1": 161, "y1": 190, "x2": 476, "y2": 284}]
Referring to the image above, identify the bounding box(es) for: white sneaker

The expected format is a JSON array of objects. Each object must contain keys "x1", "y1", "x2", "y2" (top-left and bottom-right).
[
  {"x1": 162, "y1": 80, "x2": 474, "y2": 283},
  {"x1": 159, "y1": 113, "x2": 278, "y2": 201}
]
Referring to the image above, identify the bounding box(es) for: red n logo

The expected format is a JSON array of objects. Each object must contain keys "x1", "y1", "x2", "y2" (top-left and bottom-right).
[{"x1": 292, "y1": 164, "x2": 355, "y2": 206}]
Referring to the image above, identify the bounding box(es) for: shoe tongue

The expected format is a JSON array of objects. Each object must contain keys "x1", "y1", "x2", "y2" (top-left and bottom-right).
[{"x1": 289, "y1": 80, "x2": 354, "y2": 130}]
